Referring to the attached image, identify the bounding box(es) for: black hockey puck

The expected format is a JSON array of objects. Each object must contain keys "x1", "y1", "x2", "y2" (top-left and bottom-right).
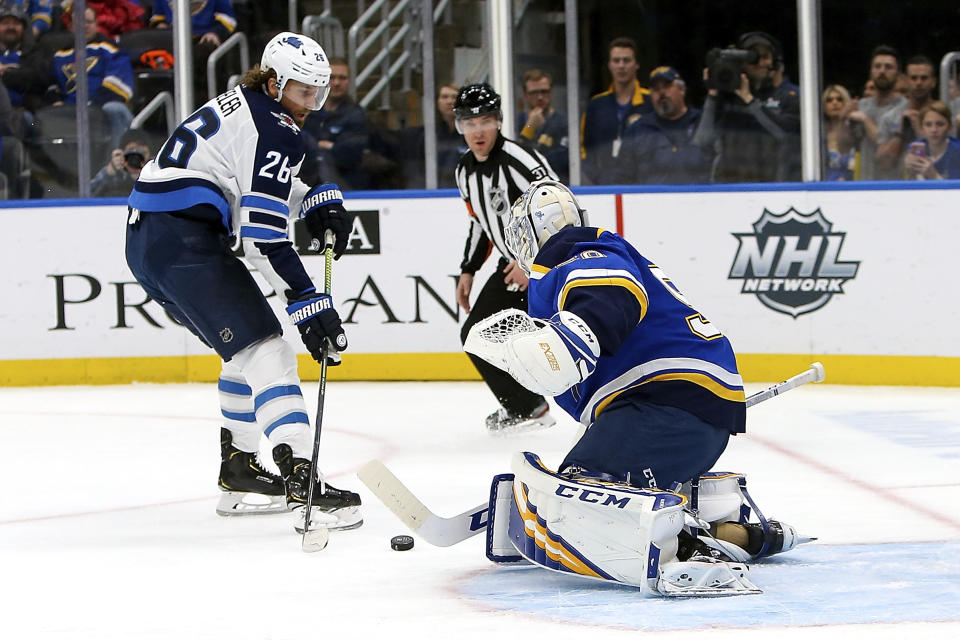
[{"x1": 390, "y1": 534, "x2": 414, "y2": 551}]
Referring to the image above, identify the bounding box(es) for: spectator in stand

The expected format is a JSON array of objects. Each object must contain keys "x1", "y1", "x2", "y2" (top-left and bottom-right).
[
  {"x1": 893, "y1": 72, "x2": 910, "y2": 99},
  {"x1": 846, "y1": 45, "x2": 906, "y2": 181},
  {"x1": 823, "y1": 84, "x2": 855, "y2": 180},
  {"x1": 875, "y1": 55, "x2": 937, "y2": 180},
  {"x1": 516, "y1": 69, "x2": 568, "y2": 183},
  {"x1": 401, "y1": 83, "x2": 465, "y2": 189},
  {"x1": 150, "y1": 0, "x2": 235, "y2": 103},
  {"x1": 48, "y1": 5, "x2": 133, "y2": 147},
  {"x1": 0, "y1": 1, "x2": 31, "y2": 112},
  {"x1": 149, "y1": 0, "x2": 235, "y2": 44},
  {"x1": 580, "y1": 37, "x2": 651, "y2": 185},
  {"x1": 61, "y1": 1, "x2": 144, "y2": 39},
  {"x1": 8, "y1": 0, "x2": 49, "y2": 38},
  {"x1": 692, "y1": 30, "x2": 800, "y2": 183},
  {"x1": 301, "y1": 57, "x2": 372, "y2": 190},
  {"x1": 904, "y1": 101, "x2": 960, "y2": 180},
  {"x1": 90, "y1": 127, "x2": 152, "y2": 196},
  {"x1": 617, "y1": 65, "x2": 711, "y2": 184},
  {"x1": 862, "y1": 78, "x2": 877, "y2": 99}
]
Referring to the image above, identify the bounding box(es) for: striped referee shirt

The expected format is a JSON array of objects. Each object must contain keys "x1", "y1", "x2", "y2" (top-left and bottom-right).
[{"x1": 455, "y1": 135, "x2": 557, "y2": 274}]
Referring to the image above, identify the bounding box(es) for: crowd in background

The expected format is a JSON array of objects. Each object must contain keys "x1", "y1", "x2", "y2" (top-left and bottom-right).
[{"x1": 1, "y1": 1, "x2": 960, "y2": 200}]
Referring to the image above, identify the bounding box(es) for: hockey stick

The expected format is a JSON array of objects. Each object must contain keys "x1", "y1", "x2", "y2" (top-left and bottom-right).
[
  {"x1": 301, "y1": 231, "x2": 336, "y2": 553},
  {"x1": 745, "y1": 362, "x2": 825, "y2": 408},
  {"x1": 359, "y1": 362, "x2": 826, "y2": 548}
]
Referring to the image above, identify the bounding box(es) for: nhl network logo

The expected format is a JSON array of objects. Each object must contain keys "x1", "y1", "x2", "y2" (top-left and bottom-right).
[{"x1": 729, "y1": 208, "x2": 860, "y2": 318}]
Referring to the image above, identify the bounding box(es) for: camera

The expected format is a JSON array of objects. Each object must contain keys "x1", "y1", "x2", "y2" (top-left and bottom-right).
[
  {"x1": 123, "y1": 150, "x2": 146, "y2": 170},
  {"x1": 705, "y1": 47, "x2": 759, "y2": 93}
]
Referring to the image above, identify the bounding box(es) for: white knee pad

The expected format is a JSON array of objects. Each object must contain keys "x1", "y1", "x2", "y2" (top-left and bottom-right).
[
  {"x1": 494, "y1": 451, "x2": 686, "y2": 592},
  {"x1": 680, "y1": 471, "x2": 750, "y2": 525},
  {"x1": 232, "y1": 335, "x2": 312, "y2": 458}
]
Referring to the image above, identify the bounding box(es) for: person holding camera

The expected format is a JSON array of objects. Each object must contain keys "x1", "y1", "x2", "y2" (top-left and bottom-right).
[
  {"x1": 90, "y1": 128, "x2": 152, "y2": 197},
  {"x1": 692, "y1": 31, "x2": 800, "y2": 183},
  {"x1": 903, "y1": 101, "x2": 960, "y2": 180}
]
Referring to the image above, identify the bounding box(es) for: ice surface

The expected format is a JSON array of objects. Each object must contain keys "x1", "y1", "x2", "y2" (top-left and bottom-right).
[{"x1": 2, "y1": 380, "x2": 959, "y2": 639}]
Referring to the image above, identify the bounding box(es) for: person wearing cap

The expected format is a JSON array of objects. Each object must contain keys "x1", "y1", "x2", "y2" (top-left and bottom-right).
[
  {"x1": 0, "y1": 0, "x2": 36, "y2": 112},
  {"x1": 692, "y1": 30, "x2": 800, "y2": 183},
  {"x1": 617, "y1": 66, "x2": 712, "y2": 184},
  {"x1": 580, "y1": 36, "x2": 652, "y2": 185},
  {"x1": 516, "y1": 68, "x2": 569, "y2": 183}
]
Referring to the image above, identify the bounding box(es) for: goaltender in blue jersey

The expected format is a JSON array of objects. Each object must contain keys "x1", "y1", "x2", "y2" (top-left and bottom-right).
[
  {"x1": 468, "y1": 179, "x2": 744, "y2": 490},
  {"x1": 466, "y1": 180, "x2": 807, "y2": 595},
  {"x1": 527, "y1": 226, "x2": 746, "y2": 437}
]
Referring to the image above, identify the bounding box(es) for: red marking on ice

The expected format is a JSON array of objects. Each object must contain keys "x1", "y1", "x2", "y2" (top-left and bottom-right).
[{"x1": 750, "y1": 433, "x2": 960, "y2": 532}]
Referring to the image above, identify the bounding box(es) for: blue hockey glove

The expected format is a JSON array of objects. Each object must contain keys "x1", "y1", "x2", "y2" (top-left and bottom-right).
[
  {"x1": 285, "y1": 290, "x2": 348, "y2": 365},
  {"x1": 300, "y1": 183, "x2": 350, "y2": 259}
]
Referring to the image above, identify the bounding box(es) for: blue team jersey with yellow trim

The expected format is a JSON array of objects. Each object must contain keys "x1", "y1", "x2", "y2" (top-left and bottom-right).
[{"x1": 527, "y1": 226, "x2": 745, "y2": 433}]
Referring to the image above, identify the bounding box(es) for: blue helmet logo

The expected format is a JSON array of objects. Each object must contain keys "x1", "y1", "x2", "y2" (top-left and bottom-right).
[{"x1": 282, "y1": 36, "x2": 303, "y2": 49}]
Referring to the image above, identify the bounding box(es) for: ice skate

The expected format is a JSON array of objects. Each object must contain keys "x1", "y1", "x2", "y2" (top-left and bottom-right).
[
  {"x1": 272, "y1": 444, "x2": 363, "y2": 531},
  {"x1": 485, "y1": 401, "x2": 556, "y2": 433},
  {"x1": 217, "y1": 428, "x2": 287, "y2": 516}
]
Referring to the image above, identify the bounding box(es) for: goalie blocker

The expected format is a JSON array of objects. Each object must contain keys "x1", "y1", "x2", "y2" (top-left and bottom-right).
[{"x1": 485, "y1": 451, "x2": 808, "y2": 596}]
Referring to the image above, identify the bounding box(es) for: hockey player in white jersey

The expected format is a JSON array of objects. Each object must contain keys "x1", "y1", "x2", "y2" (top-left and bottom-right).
[
  {"x1": 466, "y1": 180, "x2": 810, "y2": 595},
  {"x1": 125, "y1": 32, "x2": 360, "y2": 529}
]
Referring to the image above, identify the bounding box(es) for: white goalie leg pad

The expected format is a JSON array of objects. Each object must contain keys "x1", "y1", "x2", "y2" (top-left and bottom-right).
[
  {"x1": 232, "y1": 335, "x2": 312, "y2": 458},
  {"x1": 506, "y1": 451, "x2": 685, "y2": 593},
  {"x1": 503, "y1": 311, "x2": 600, "y2": 397}
]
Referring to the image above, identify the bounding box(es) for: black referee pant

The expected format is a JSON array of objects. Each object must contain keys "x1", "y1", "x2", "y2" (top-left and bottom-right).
[{"x1": 460, "y1": 258, "x2": 546, "y2": 416}]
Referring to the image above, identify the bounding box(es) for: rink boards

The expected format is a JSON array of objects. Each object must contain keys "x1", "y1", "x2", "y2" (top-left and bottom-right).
[{"x1": 1, "y1": 182, "x2": 958, "y2": 386}]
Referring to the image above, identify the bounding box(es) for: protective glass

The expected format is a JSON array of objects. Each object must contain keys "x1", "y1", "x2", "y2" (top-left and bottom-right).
[
  {"x1": 282, "y1": 78, "x2": 330, "y2": 111},
  {"x1": 456, "y1": 115, "x2": 501, "y2": 135}
]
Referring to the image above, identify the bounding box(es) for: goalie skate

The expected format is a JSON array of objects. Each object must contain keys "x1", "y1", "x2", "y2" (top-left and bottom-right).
[
  {"x1": 656, "y1": 557, "x2": 762, "y2": 597},
  {"x1": 273, "y1": 444, "x2": 363, "y2": 531},
  {"x1": 216, "y1": 429, "x2": 287, "y2": 516},
  {"x1": 485, "y1": 401, "x2": 556, "y2": 433}
]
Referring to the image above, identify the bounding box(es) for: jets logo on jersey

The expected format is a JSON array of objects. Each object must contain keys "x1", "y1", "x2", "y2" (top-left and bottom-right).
[
  {"x1": 272, "y1": 111, "x2": 299, "y2": 133},
  {"x1": 729, "y1": 208, "x2": 860, "y2": 317}
]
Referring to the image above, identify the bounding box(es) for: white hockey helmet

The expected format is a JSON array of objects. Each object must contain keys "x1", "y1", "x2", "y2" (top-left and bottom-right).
[
  {"x1": 260, "y1": 32, "x2": 332, "y2": 110},
  {"x1": 504, "y1": 179, "x2": 589, "y2": 274}
]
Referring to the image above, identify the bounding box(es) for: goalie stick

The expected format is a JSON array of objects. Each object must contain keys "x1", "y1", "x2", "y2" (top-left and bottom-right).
[{"x1": 358, "y1": 362, "x2": 826, "y2": 548}]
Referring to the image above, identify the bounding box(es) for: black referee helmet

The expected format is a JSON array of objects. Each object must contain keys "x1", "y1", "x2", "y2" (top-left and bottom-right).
[{"x1": 454, "y1": 83, "x2": 502, "y2": 121}]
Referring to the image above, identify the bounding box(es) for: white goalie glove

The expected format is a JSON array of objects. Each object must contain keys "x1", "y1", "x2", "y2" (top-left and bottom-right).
[{"x1": 465, "y1": 309, "x2": 600, "y2": 396}]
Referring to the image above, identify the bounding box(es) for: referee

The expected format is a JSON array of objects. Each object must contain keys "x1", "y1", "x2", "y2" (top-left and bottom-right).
[{"x1": 453, "y1": 83, "x2": 559, "y2": 432}]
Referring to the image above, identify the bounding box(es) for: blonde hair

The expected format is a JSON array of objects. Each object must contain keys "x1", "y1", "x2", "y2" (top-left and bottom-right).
[
  {"x1": 239, "y1": 64, "x2": 277, "y2": 92},
  {"x1": 919, "y1": 100, "x2": 952, "y2": 125},
  {"x1": 822, "y1": 84, "x2": 851, "y2": 104}
]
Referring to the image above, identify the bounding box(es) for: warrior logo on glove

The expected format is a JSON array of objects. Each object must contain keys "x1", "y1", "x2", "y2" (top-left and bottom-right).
[
  {"x1": 300, "y1": 183, "x2": 351, "y2": 259},
  {"x1": 285, "y1": 290, "x2": 348, "y2": 365}
]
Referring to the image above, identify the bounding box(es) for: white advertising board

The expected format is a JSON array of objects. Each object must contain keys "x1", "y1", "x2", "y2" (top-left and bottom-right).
[{"x1": 0, "y1": 185, "x2": 956, "y2": 386}]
